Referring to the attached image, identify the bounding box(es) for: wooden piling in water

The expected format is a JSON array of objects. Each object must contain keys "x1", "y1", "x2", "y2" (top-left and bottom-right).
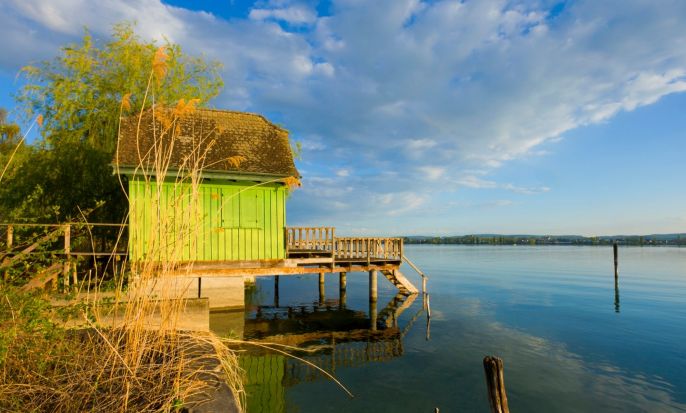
[
  {"x1": 369, "y1": 269, "x2": 378, "y2": 302},
  {"x1": 274, "y1": 275, "x2": 280, "y2": 307},
  {"x1": 483, "y1": 356, "x2": 510, "y2": 413},
  {"x1": 339, "y1": 272, "x2": 347, "y2": 308},
  {"x1": 319, "y1": 272, "x2": 325, "y2": 304},
  {"x1": 613, "y1": 242, "x2": 619, "y2": 278},
  {"x1": 369, "y1": 298, "x2": 377, "y2": 331}
]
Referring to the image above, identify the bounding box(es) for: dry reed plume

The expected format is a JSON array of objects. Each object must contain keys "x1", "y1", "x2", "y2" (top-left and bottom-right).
[{"x1": 1, "y1": 46, "x2": 246, "y2": 412}]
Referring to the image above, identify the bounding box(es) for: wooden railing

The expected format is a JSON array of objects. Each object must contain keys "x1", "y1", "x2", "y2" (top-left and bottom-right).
[
  {"x1": 335, "y1": 237, "x2": 403, "y2": 262},
  {"x1": 285, "y1": 227, "x2": 403, "y2": 263},
  {"x1": 285, "y1": 227, "x2": 335, "y2": 253},
  {"x1": 1, "y1": 222, "x2": 128, "y2": 291},
  {"x1": 1, "y1": 223, "x2": 127, "y2": 258}
]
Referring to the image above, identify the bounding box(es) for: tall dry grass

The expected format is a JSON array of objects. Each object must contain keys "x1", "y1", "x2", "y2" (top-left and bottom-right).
[{"x1": 1, "y1": 46, "x2": 246, "y2": 412}]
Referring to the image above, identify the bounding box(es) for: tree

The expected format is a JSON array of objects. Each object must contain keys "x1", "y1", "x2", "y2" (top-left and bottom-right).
[
  {"x1": 18, "y1": 22, "x2": 223, "y2": 152},
  {"x1": 0, "y1": 109, "x2": 21, "y2": 147},
  {"x1": 0, "y1": 109, "x2": 31, "y2": 192},
  {"x1": 3, "y1": 22, "x2": 224, "y2": 223}
]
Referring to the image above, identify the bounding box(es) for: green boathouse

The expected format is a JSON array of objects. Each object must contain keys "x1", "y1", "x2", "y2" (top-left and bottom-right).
[{"x1": 115, "y1": 108, "x2": 300, "y2": 263}]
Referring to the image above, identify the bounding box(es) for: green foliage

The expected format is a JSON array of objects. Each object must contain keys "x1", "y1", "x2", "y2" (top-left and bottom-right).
[
  {"x1": 0, "y1": 109, "x2": 21, "y2": 148},
  {"x1": 0, "y1": 109, "x2": 30, "y2": 186},
  {"x1": 0, "y1": 141, "x2": 122, "y2": 222},
  {"x1": 17, "y1": 21, "x2": 224, "y2": 152},
  {"x1": 0, "y1": 287, "x2": 67, "y2": 372},
  {"x1": 3, "y1": 21, "x2": 224, "y2": 224}
]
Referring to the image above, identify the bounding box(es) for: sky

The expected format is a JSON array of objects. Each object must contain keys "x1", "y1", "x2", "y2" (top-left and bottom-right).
[{"x1": 0, "y1": 0, "x2": 684, "y2": 236}]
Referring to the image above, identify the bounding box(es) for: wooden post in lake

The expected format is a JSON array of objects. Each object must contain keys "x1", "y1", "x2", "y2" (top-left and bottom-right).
[
  {"x1": 319, "y1": 272, "x2": 326, "y2": 304},
  {"x1": 370, "y1": 269, "x2": 378, "y2": 331},
  {"x1": 339, "y1": 272, "x2": 347, "y2": 308},
  {"x1": 615, "y1": 277, "x2": 619, "y2": 313},
  {"x1": 369, "y1": 296, "x2": 378, "y2": 331},
  {"x1": 483, "y1": 356, "x2": 510, "y2": 413},
  {"x1": 274, "y1": 275, "x2": 280, "y2": 307},
  {"x1": 613, "y1": 242, "x2": 619, "y2": 278},
  {"x1": 369, "y1": 269, "x2": 378, "y2": 301}
]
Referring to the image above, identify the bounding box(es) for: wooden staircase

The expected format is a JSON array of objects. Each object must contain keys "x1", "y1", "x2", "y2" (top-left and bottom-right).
[
  {"x1": 21, "y1": 262, "x2": 63, "y2": 291},
  {"x1": 381, "y1": 269, "x2": 419, "y2": 295}
]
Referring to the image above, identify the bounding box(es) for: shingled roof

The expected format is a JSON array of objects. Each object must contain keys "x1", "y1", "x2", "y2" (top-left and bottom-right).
[{"x1": 115, "y1": 108, "x2": 299, "y2": 178}]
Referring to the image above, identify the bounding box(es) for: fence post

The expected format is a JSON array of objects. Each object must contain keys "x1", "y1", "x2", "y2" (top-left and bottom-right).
[
  {"x1": 3, "y1": 225, "x2": 13, "y2": 282},
  {"x1": 63, "y1": 224, "x2": 71, "y2": 292},
  {"x1": 6, "y1": 225, "x2": 13, "y2": 251}
]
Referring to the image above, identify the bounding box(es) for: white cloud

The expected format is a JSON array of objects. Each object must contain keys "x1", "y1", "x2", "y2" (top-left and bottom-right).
[
  {"x1": 456, "y1": 175, "x2": 549, "y2": 194},
  {"x1": 455, "y1": 176, "x2": 498, "y2": 190},
  {"x1": 249, "y1": 5, "x2": 317, "y2": 25},
  {"x1": 406, "y1": 138, "x2": 437, "y2": 151},
  {"x1": 418, "y1": 166, "x2": 444, "y2": 181}
]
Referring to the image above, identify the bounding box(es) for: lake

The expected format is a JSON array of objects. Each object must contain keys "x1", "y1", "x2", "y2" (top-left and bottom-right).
[{"x1": 213, "y1": 245, "x2": 686, "y2": 412}]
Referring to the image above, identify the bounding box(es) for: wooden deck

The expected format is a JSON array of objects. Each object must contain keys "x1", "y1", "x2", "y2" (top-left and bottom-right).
[
  {"x1": 2, "y1": 223, "x2": 426, "y2": 296},
  {"x1": 285, "y1": 226, "x2": 403, "y2": 265}
]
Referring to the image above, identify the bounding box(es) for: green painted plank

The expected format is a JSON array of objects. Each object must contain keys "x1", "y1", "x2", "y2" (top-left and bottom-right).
[{"x1": 128, "y1": 179, "x2": 287, "y2": 262}]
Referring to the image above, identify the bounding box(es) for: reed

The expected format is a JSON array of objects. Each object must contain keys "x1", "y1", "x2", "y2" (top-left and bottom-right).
[{"x1": 0, "y1": 47, "x2": 246, "y2": 412}]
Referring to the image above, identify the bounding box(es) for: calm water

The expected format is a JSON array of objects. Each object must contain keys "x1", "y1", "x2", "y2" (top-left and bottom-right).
[{"x1": 214, "y1": 245, "x2": 686, "y2": 412}]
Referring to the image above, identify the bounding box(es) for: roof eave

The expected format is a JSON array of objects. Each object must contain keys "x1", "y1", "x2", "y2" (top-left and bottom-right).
[{"x1": 112, "y1": 164, "x2": 298, "y2": 183}]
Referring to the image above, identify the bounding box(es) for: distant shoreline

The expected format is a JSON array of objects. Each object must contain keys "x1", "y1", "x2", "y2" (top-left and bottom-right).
[{"x1": 403, "y1": 234, "x2": 686, "y2": 247}]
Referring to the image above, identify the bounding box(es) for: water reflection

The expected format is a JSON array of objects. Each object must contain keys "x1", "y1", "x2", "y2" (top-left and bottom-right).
[
  {"x1": 615, "y1": 277, "x2": 619, "y2": 313},
  {"x1": 226, "y1": 282, "x2": 422, "y2": 413}
]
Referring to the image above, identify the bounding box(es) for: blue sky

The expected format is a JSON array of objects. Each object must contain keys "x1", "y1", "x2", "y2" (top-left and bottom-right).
[{"x1": 0, "y1": 0, "x2": 684, "y2": 236}]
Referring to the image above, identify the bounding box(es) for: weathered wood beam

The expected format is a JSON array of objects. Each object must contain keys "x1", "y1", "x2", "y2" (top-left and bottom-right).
[{"x1": 483, "y1": 356, "x2": 510, "y2": 413}]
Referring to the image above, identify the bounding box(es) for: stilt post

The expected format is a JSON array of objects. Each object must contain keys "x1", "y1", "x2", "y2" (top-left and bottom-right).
[
  {"x1": 613, "y1": 242, "x2": 619, "y2": 277},
  {"x1": 319, "y1": 272, "x2": 326, "y2": 304},
  {"x1": 369, "y1": 269, "x2": 378, "y2": 302},
  {"x1": 274, "y1": 275, "x2": 280, "y2": 307},
  {"x1": 369, "y1": 298, "x2": 377, "y2": 331},
  {"x1": 339, "y1": 272, "x2": 347, "y2": 308}
]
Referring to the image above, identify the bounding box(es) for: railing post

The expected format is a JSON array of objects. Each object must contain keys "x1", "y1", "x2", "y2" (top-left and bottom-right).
[
  {"x1": 331, "y1": 227, "x2": 336, "y2": 252},
  {"x1": 6, "y1": 225, "x2": 13, "y2": 252},
  {"x1": 4, "y1": 225, "x2": 13, "y2": 282},
  {"x1": 63, "y1": 224, "x2": 71, "y2": 292},
  {"x1": 285, "y1": 228, "x2": 290, "y2": 256}
]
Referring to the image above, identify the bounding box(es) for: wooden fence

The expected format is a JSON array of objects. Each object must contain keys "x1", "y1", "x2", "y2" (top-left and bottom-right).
[
  {"x1": 285, "y1": 227, "x2": 403, "y2": 263},
  {"x1": 1, "y1": 223, "x2": 127, "y2": 290},
  {"x1": 334, "y1": 237, "x2": 403, "y2": 262},
  {"x1": 285, "y1": 227, "x2": 335, "y2": 254}
]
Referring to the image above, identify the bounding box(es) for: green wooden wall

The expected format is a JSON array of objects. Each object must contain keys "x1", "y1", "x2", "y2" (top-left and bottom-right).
[{"x1": 128, "y1": 178, "x2": 287, "y2": 262}]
